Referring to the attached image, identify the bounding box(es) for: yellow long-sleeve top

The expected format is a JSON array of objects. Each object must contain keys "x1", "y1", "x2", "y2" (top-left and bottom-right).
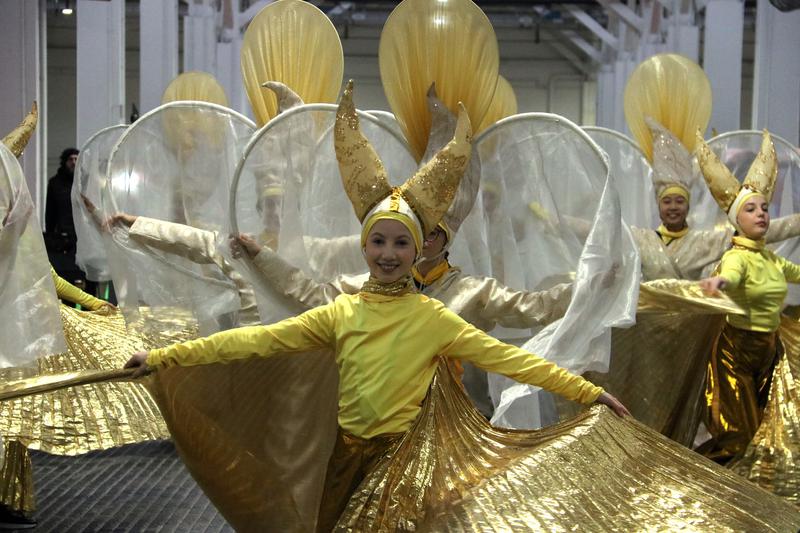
[
  {"x1": 719, "y1": 236, "x2": 800, "y2": 332},
  {"x1": 147, "y1": 291, "x2": 604, "y2": 439},
  {"x1": 50, "y1": 267, "x2": 106, "y2": 310}
]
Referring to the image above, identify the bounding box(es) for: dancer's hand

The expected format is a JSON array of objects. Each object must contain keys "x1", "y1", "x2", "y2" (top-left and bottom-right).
[
  {"x1": 124, "y1": 351, "x2": 151, "y2": 378},
  {"x1": 231, "y1": 233, "x2": 262, "y2": 259},
  {"x1": 699, "y1": 276, "x2": 727, "y2": 295},
  {"x1": 595, "y1": 392, "x2": 631, "y2": 418},
  {"x1": 107, "y1": 213, "x2": 138, "y2": 228},
  {"x1": 95, "y1": 302, "x2": 117, "y2": 315},
  {"x1": 80, "y1": 193, "x2": 97, "y2": 213}
]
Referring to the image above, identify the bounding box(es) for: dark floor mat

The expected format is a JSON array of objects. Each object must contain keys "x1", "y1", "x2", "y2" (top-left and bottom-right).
[{"x1": 28, "y1": 441, "x2": 233, "y2": 533}]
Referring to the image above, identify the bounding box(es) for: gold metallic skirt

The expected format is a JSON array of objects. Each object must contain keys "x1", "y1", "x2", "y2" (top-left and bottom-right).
[
  {"x1": 728, "y1": 314, "x2": 800, "y2": 505},
  {"x1": 701, "y1": 321, "x2": 781, "y2": 461}
]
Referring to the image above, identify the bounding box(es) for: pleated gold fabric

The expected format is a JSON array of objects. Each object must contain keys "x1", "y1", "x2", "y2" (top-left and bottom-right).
[
  {"x1": 557, "y1": 279, "x2": 741, "y2": 447},
  {"x1": 337, "y1": 361, "x2": 800, "y2": 531},
  {"x1": 0, "y1": 440, "x2": 34, "y2": 516},
  {"x1": 145, "y1": 350, "x2": 339, "y2": 532},
  {"x1": 0, "y1": 306, "x2": 180, "y2": 454},
  {"x1": 729, "y1": 314, "x2": 800, "y2": 505}
]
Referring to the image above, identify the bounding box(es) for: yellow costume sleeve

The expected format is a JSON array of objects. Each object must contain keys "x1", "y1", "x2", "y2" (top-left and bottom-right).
[
  {"x1": 778, "y1": 255, "x2": 800, "y2": 283},
  {"x1": 718, "y1": 252, "x2": 747, "y2": 289},
  {"x1": 766, "y1": 213, "x2": 800, "y2": 244},
  {"x1": 477, "y1": 279, "x2": 572, "y2": 329},
  {"x1": 438, "y1": 309, "x2": 603, "y2": 405},
  {"x1": 50, "y1": 267, "x2": 107, "y2": 310},
  {"x1": 147, "y1": 302, "x2": 336, "y2": 368}
]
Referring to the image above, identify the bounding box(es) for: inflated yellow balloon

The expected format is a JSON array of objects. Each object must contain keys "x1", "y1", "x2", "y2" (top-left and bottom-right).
[
  {"x1": 477, "y1": 76, "x2": 517, "y2": 132},
  {"x1": 379, "y1": 0, "x2": 499, "y2": 161},
  {"x1": 161, "y1": 71, "x2": 229, "y2": 106},
  {"x1": 241, "y1": 0, "x2": 343, "y2": 126},
  {"x1": 623, "y1": 53, "x2": 712, "y2": 161}
]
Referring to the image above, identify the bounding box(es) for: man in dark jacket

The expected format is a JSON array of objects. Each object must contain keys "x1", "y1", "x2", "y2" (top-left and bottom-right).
[{"x1": 45, "y1": 147, "x2": 82, "y2": 284}]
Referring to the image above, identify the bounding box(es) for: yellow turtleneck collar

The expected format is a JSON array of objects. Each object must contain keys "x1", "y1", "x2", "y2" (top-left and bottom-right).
[
  {"x1": 731, "y1": 235, "x2": 766, "y2": 251},
  {"x1": 412, "y1": 260, "x2": 451, "y2": 287},
  {"x1": 656, "y1": 224, "x2": 689, "y2": 246}
]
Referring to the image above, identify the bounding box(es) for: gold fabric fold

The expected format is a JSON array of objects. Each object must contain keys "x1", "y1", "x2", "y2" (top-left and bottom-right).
[
  {"x1": 556, "y1": 279, "x2": 741, "y2": 446},
  {"x1": 145, "y1": 350, "x2": 339, "y2": 532},
  {"x1": 0, "y1": 306, "x2": 182, "y2": 454},
  {"x1": 138, "y1": 344, "x2": 800, "y2": 531},
  {"x1": 701, "y1": 323, "x2": 781, "y2": 461},
  {"x1": 0, "y1": 440, "x2": 34, "y2": 516},
  {"x1": 729, "y1": 314, "x2": 800, "y2": 505},
  {"x1": 336, "y1": 361, "x2": 799, "y2": 531}
]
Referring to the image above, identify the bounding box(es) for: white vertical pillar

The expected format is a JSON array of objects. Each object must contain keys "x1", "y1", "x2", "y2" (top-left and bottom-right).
[
  {"x1": 667, "y1": 22, "x2": 699, "y2": 62},
  {"x1": 596, "y1": 65, "x2": 614, "y2": 128},
  {"x1": 0, "y1": 0, "x2": 45, "y2": 211},
  {"x1": 702, "y1": 0, "x2": 744, "y2": 133},
  {"x1": 76, "y1": 0, "x2": 125, "y2": 147},
  {"x1": 751, "y1": 0, "x2": 800, "y2": 145},
  {"x1": 183, "y1": 3, "x2": 217, "y2": 74},
  {"x1": 140, "y1": 0, "x2": 179, "y2": 113}
]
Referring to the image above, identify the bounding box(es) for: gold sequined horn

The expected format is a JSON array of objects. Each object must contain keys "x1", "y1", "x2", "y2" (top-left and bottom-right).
[
  {"x1": 400, "y1": 102, "x2": 472, "y2": 236},
  {"x1": 2, "y1": 102, "x2": 38, "y2": 157},
  {"x1": 742, "y1": 129, "x2": 777, "y2": 203},
  {"x1": 646, "y1": 117, "x2": 692, "y2": 195},
  {"x1": 695, "y1": 128, "x2": 740, "y2": 213},
  {"x1": 334, "y1": 80, "x2": 392, "y2": 223},
  {"x1": 423, "y1": 85, "x2": 480, "y2": 237}
]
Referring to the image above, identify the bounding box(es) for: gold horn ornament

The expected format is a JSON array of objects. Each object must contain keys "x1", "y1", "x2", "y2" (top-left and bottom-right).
[
  {"x1": 743, "y1": 129, "x2": 778, "y2": 202},
  {"x1": 335, "y1": 81, "x2": 472, "y2": 236},
  {"x1": 695, "y1": 129, "x2": 741, "y2": 213},
  {"x1": 2, "y1": 102, "x2": 38, "y2": 157},
  {"x1": 334, "y1": 80, "x2": 393, "y2": 223}
]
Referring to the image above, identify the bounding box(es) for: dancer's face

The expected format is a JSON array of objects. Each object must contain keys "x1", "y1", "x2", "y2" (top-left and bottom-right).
[
  {"x1": 658, "y1": 193, "x2": 689, "y2": 231},
  {"x1": 364, "y1": 219, "x2": 416, "y2": 283},
  {"x1": 421, "y1": 226, "x2": 447, "y2": 261},
  {"x1": 737, "y1": 195, "x2": 770, "y2": 240}
]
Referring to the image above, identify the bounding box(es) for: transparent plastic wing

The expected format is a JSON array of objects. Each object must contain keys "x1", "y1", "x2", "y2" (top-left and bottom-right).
[
  {"x1": 0, "y1": 143, "x2": 66, "y2": 366},
  {"x1": 103, "y1": 101, "x2": 256, "y2": 333},
  {"x1": 584, "y1": 126, "x2": 658, "y2": 229},
  {"x1": 473, "y1": 114, "x2": 640, "y2": 428},
  {"x1": 72, "y1": 124, "x2": 128, "y2": 282}
]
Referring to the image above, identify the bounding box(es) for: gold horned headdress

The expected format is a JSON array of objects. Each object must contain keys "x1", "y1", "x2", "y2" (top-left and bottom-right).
[
  {"x1": 647, "y1": 117, "x2": 692, "y2": 203},
  {"x1": 695, "y1": 129, "x2": 777, "y2": 229},
  {"x1": 334, "y1": 80, "x2": 472, "y2": 253},
  {"x1": 2, "y1": 102, "x2": 38, "y2": 157}
]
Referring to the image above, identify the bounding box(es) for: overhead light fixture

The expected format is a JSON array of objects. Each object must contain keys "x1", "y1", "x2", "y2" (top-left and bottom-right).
[{"x1": 62, "y1": 1, "x2": 73, "y2": 15}]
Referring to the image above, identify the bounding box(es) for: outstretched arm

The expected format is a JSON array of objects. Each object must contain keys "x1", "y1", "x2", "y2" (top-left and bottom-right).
[
  {"x1": 438, "y1": 311, "x2": 629, "y2": 416},
  {"x1": 111, "y1": 214, "x2": 219, "y2": 266},
  {"x1": 50, "y1": 267, "x2": 112, "y2": 311},
  {"x1": 125, "y1": 301, "x2": 336, "y2": 376},
  {"x1": 474, "y1": 277, "x2": 572, "y2": 329},
  {"x1": 766, "y1": 213, "x2": 800, "y2": 244},
  {"x1": 235, "y1": 233, "x2": 349, "y2": 309}
]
